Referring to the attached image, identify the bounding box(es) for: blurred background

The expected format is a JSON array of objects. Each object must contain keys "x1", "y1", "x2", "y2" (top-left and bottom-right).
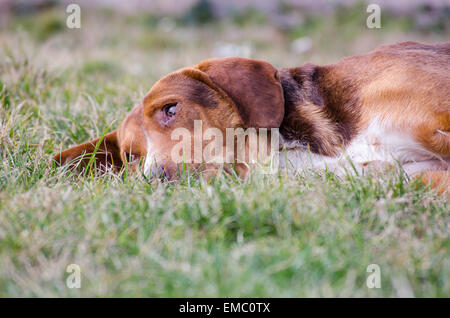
[{"x1": 0, "y1": 0, "x2": 449, "y2": 125}]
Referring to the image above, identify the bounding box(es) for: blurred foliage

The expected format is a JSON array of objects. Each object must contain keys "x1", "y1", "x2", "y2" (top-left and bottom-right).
[
  {"x1": 11, "y1": 8, "x2": 65, "y2": 41},
  {"x1": 231, "y1": 8, "x2": 268, "y2": 27},
  {"x1": 4, "y1": 1, "x2": 448, "y2": 47},
  {"x1": 0, "y1": 80, "x2": 11, "y2": 110},
  {"x1": 182, "y1": 0, "x2": 216, "y2": 25},
  {"x1": 81, "y1": 60, "x2": 123, "y2": 78}
]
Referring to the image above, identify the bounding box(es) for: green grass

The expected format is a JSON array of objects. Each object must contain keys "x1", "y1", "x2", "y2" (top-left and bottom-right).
[{"x1": 0, "y1": 8, "x2": 449, "y2": 297}]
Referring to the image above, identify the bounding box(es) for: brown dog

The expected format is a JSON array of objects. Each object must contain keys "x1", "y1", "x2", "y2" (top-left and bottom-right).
[{"x1": 53, "y1": 42, "x2": 450, "y2": 191}]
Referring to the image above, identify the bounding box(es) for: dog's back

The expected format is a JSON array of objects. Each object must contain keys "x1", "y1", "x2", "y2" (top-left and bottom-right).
[{"x1": 325, "y1": 41, "x2": 450, "y2": 157}]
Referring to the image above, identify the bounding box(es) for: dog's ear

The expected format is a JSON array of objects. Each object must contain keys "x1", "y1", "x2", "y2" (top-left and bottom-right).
[
  {"x1": 52, "y1": 130, "x2": 123, "y2": 173},
  {"x1": 195, "y1": 57, "x2": 284, "y2": 128}
]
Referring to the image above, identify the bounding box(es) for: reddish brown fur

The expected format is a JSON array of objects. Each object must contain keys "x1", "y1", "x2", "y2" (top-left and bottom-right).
[
  {"x1": 53, "y1": 42, "x2": 449, "y2": 190},
  {"x1": 418, "y1": 171, "x2": 450, "y2": 193}
]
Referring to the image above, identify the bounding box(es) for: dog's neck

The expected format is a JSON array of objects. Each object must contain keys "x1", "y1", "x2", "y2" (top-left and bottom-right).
[{"x1": 278, "y1": 63, "x2": 360, "y2": 156}]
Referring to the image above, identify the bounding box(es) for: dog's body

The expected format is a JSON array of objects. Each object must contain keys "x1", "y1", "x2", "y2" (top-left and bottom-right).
[
  {"x1": 54, "y1": 42, "x2": 450, "y2": 191},
  {"x1": 278, "y1": 42, "x2": 450, "y2": 178}
]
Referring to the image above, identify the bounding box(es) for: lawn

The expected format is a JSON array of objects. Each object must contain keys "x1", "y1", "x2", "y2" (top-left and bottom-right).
[{"x1": 0, "y1": 6, "x2": 448, "y2": 297}]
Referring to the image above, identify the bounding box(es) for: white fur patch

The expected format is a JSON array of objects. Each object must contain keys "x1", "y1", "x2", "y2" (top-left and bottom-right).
[
  {"x1": 279, "y1": 117, "x2": 448, "y2": 176},
  {"x1": 143, "y1": 131, "x2": 156, "y2": 176}
]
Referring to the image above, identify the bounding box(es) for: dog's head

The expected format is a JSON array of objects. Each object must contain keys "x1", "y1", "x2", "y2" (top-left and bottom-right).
[{"x1": 53, "y1": 57, "x2": 285, "y2": 179}]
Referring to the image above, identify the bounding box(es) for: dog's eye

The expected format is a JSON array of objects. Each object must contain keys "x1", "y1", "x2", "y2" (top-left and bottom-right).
[{"x1": 162, "y1": 103, "x2": 177, "y2": 117}]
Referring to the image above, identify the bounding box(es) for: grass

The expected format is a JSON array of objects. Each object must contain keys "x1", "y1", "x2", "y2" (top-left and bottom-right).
[{"x1": 0, "y1": 7, "x2": 449, "y2": 297}]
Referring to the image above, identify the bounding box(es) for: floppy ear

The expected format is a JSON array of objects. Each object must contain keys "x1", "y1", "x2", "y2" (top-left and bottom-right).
[
  {"x1": 52, "y1": 130, "x2": 123, "y2": 172},
  {"x1": 196, "y1": 57, "x2": 285, "y2": 128}
]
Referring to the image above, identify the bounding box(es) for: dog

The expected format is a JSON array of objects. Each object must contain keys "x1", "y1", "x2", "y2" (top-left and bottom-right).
[{"x1": 53, "y1": 42, "x2": 450, "y2": 191}]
